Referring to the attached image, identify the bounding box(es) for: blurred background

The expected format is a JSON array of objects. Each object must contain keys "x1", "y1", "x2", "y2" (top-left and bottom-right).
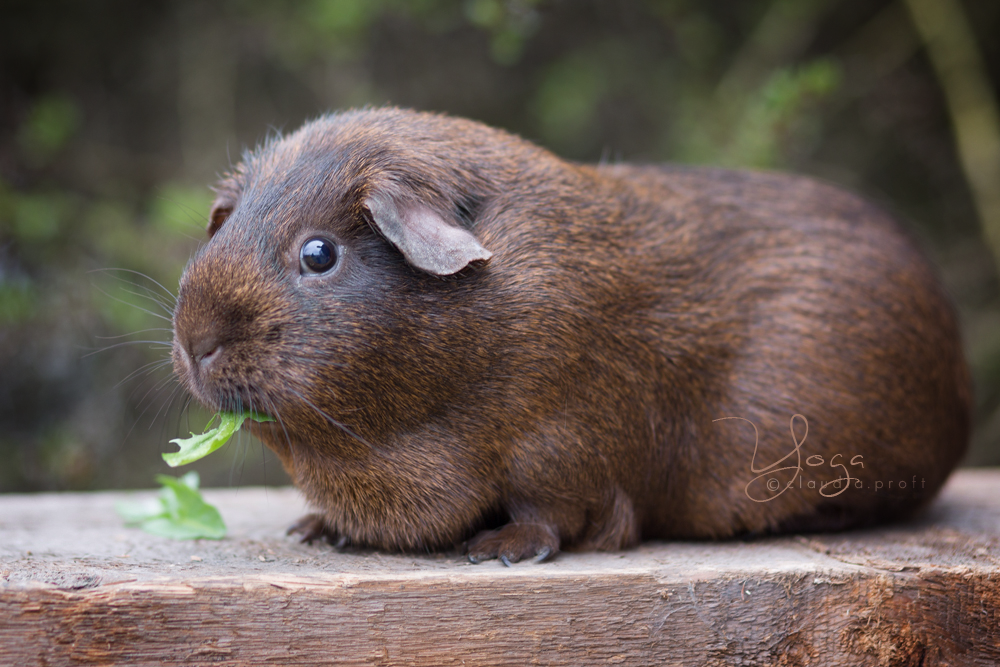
[{"x1": 1, "y1": 0, "x2": 998, "y2": 492}]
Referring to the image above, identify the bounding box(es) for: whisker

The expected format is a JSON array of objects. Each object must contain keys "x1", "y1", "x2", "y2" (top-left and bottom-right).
[
  {"x1": 82, "y1": 340, "x2": 173, "y2": 357},
  {"x1": 171, "y1": 230, "x2": 206, "y2": 244},
  {"x1": 116, "y1": 375, "x2": 181, "y2": 456},
  {"x1": 174, "y1": 394, "x2": 197, "y2": 441},
  {"x1": 151, "y1": 382, "x2": 186, "y2": 443},
  {"x1": 145, "y1": 375, "x2": 184, "y2": 428},
  {"x1": 94, "y1": 328, "x2": 175, "y2": 340},
  {"x1": 123, "y1": 371, "x2": 182, "y2": 435},
  {"x1": 114, "y1": 357, "x2": 175, "y2": 389},
  {"x1": 259, "y1": 394, "x2": 292, "y2": 488},
  {"x1": 232, "y1": 395, "x2": 257, "y2": 488},
  {"x1": 264, "y1": 395, "x2": 293, "y2": 452},
  {"x1": 97, "y1": 274, "x2": 177, "y2": 315},
  {"x1": 116, "y1": 288, "x2": 175, "y2": 317},
  {"x1": 89, "y1": 268, "x2": 178, "y2": 304},
  {"x1": 91, "y1": 282, "x2": 172, "y2": 323},
  {"x1": 91, "y1": 270, "x2": 178, "y2": 316},
  {"x1": 286, "y1": 386, "x2": 372, "y2": 450}
]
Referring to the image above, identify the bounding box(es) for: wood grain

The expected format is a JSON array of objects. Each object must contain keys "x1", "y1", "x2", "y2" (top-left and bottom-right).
[{"x1": 2, "y1": 470, "x2": 999, "y2": 666}]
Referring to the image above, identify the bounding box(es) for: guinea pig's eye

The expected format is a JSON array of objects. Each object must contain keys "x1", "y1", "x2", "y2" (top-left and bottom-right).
[{"x1": 299, "y1": 237, "x2": 339, "y2": 275}]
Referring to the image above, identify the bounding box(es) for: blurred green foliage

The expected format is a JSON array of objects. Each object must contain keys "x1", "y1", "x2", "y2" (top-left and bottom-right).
[
  {"x1": 18, "y1": 94, "x2": 80, "y2": 165},
  {"x1": 534, "y1": 51, "x2": 609, "y2": 148},
  {"x1": 464, "y1": 0, "x2": 541, "y2": 65},
  {"x1": 725, "y1": 59, "x2": 843, "y2": 167},
  {"x1": 0, "y1": 0, "x2": 998, "y2": 492},
  {"x1": 0, "y1": 282, "x2": 36, "y2": 325}
]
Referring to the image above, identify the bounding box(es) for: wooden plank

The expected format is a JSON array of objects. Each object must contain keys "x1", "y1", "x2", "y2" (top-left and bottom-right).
[{"x1": 2, "y1": 470, "x2": 999, "y2": 666}]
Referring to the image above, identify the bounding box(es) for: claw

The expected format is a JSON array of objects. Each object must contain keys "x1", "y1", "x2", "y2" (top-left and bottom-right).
[
  {"x1": 532, "y1": 546, "x2": 552, "y2": 563},
  {"x1": 465, "y1": 522, "x2": 560, "y2": 565}
]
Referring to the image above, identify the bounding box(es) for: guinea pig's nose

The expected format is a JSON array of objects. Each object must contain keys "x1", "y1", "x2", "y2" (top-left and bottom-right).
[{"x1": 189, "y1": 335, "x2": 222, "y2": 371}]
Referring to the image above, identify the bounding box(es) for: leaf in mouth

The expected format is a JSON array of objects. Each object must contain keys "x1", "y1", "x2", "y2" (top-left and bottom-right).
[{"x1": 162, "y1": 411, "x2": 275, "y2": 467}]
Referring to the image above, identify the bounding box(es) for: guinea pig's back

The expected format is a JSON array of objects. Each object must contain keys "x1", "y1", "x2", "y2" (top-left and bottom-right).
[{"x1": 597, "y1": 163, "x2": 971, "y2": 538}]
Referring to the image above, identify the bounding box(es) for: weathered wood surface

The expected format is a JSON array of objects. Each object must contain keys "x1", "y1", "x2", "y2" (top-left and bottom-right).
[{"x1": 1, "y1": 470, "x2": 999, "y2": 666}]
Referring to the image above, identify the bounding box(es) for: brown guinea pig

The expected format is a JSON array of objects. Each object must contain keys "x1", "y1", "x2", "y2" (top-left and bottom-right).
[{"x1": 171, "y1": 107, "x2": 970, "y2": 564}]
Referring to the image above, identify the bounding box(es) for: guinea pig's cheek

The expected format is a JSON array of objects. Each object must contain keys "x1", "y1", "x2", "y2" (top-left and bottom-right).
[{"x1": 245, "y1": 420, "x2": 294, "y2": 464}]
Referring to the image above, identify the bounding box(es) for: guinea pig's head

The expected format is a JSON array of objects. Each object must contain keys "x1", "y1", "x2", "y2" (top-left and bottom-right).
[{"x1": 171, "y1": 109, "x2": 501, "y2": 454}]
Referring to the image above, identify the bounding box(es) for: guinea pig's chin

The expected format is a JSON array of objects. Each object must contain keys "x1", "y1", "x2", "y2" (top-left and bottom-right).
[{"x1": 178, "y1": 375, "x2": 222, "y2": 413}]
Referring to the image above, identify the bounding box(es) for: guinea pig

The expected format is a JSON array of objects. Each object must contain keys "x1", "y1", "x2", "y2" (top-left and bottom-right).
[{"x1": 171, "y1": 107, "x2": 970, "y2": 564}]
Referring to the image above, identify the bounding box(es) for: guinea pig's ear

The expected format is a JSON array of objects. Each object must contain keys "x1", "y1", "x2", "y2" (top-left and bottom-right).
[
  {"x1": 208, "y1": 174, "x2": 243, "y2": 238},
  {"x1": 363, "y1": 194, "x2": 493, "y2": 277},
  {"x1": 207, "y1": 197, "x2": 234, "y2": 238}
]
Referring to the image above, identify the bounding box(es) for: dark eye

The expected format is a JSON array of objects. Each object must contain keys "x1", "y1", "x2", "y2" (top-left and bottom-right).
[{"x1": 300, "y1": 237, "x2": 338, "y2": 275}]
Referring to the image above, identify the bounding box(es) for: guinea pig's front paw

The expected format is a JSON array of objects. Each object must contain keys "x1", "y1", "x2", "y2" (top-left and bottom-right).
[
  {"x1": 287, "y1": 513, "x2": 349, "y2": 549},
  {"x1": 466, "y1": 523, "x2": 559, "y2": 566}
]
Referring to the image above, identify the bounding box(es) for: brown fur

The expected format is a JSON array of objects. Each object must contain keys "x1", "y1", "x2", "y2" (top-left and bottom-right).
[{"x1": 171, "y1": 108, "x2": 970, "y2": 564}]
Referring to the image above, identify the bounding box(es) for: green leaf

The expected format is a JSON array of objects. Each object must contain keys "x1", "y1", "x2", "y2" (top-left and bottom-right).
[
  {"x1": 163, "y1": 411, "x2": 274, "y2": 467},
  {"x1": 115, "y1": 472, "x2": 227, "y2": 540},
  {"x1": 113, "y1": 497, "x2": 163, "y2": 524}
]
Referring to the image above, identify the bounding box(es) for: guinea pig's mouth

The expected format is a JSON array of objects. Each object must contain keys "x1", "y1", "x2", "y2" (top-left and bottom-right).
[
  {"x1": 171, "y1": 338, "x2": 263, "y2": 416},
  {"x1": 171, "y1": 323, "x2": 360, "y2": 452}
]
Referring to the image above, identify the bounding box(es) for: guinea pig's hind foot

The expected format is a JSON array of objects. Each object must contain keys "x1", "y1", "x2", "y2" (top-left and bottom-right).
[
  {"x1": 287, "y1": 513, "x2": 347, "y2": 548},
  {"x1": 466, "y1": 523, "x2": 559, "y2": 565}
]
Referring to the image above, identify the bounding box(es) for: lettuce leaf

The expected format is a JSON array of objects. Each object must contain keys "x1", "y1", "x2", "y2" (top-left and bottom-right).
[
  {"x1": 115, "y1": 471, "x2": 226, "y2": 540},
  {"x1": 162, "y1": 411, "x2": 274, "y2": 467}
]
